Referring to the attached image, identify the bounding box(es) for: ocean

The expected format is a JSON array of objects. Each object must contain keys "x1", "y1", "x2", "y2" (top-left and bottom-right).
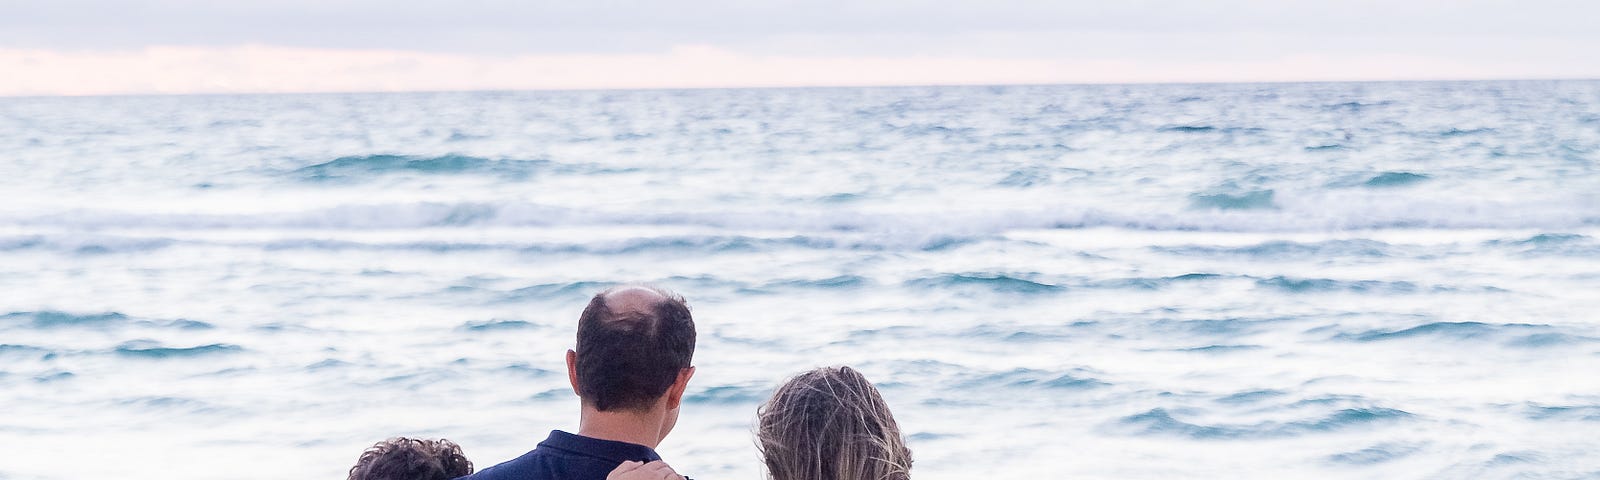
[{"x1": 1, "y1": 81, "x2": 1598, "y2": 479}]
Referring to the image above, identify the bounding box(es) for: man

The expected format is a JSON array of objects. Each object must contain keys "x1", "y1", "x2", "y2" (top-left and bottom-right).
[{"x1": 460, "y1": 286, "x2": 696, "y2": 480}]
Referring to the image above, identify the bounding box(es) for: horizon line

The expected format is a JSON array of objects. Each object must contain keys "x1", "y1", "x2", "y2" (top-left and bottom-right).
[{"x1": 4, "y1": 76, "x2": 1596, "y2": 100}]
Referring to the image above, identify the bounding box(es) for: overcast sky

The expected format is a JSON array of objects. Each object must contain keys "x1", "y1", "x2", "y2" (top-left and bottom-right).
[{"x1": 3, "y1": 0, "x2": 1598, "y2": 95}]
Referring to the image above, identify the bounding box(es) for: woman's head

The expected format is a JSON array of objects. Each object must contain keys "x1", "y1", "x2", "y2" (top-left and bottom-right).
[{"x1": 756, "y1": 366, "x2": 912, "y2": 480}]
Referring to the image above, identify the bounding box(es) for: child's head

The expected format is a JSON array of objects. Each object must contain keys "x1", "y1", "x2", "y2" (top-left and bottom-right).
[
  {"x1": 756, "y1": 366, "x2": 912, "y2": 480},
  {"x1": 348, "y1": 437, "x2": 473, "y2": 480}
]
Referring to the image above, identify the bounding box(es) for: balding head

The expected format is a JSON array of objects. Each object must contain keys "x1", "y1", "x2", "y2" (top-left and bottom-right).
[
  {"x1": 601, "y1": 286, "x2": 668, "y2": 315},
  {"x1": 573, "y1": 285, "x2": 696, "y2": 412}
]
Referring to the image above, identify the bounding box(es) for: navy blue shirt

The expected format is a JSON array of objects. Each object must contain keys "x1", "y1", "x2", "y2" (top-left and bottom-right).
[{"x1": 458, "y1": 431, "x2": 663, "y2": 480}]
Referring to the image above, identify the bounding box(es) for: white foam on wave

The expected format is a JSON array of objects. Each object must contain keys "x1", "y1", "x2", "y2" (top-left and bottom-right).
[{"x1": 7, "y1": 187, "x2": 1597, "y2": 236}]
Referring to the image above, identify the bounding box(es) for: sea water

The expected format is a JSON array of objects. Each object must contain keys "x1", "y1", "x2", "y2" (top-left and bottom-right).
[{"x1": 1, "y1": 81, "x2": 1598, "y2": 479}]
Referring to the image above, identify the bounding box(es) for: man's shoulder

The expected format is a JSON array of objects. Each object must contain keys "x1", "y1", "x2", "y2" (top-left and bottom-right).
[
  {"x1": 457, "y1": 432, "x2": 644, "y2": 480},
  {"x1": 458, "y1": 446, "x2": 565, "y2": 479}
]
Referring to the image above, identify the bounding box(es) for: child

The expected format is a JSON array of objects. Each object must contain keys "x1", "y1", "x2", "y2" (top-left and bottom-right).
[{"x1": 348, "y1": 437, "x2": 474, "y2": 480}]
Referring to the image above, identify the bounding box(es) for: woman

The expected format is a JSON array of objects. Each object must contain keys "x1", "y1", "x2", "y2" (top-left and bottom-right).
[
  {"x1": 613, "y1": 366, "x2": 912, "y2": 480},
  {"x1": 756, "y1": 366, "x2": 913, "y2": 480}
]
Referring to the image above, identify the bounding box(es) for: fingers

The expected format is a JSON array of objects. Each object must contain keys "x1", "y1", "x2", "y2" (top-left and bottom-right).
[
  {"x1": 607, "y1": 460, "x2": 645, "y2": 480},
  {"x1": 638, "y1": 460, "x2": 682, "y2": 480},
  {"x1": 607, "y1": 460, "x2": 683, "y2": 480}
]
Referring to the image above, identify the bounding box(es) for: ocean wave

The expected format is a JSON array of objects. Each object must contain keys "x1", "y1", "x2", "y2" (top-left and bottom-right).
[
  {"x1": 0, "y1": 232, "x2": 863, "y2": 256},
  {"x1": 456, "y1": 319, "x2": 542, "y2": 331},
  {"x1": 1484, "y1": 452, "x2": 1543, "y2": 467},
  {"x1": 115, "y1": 395, "x2": 226, "y2": 414},
  {"x1": 1074, "y1": 273, "x2": 1230, "y2": 291},
  {"x1": 289, "y1": 154, "x2": 628, "y2": 181},
  {"x1": 1332, "y1": 322, "x2": 1594, "y2": 348},
  {"x1": 1504, "y1": 332, "x2": 1596, "y2": 348},
  {"x1": 373, "y1": 369, "x2": 465, "y2": 390},
  {"x1": 8, "y1": 188, "x2": 1599, "y2": 234},
  {"x1": 1336, "y1": 321, "x2": 1534, "y2": 341},
  {"x1": 1439, "y1": 127, "x2": 1496, "y2": 137},
  {"x1": 306, "y1": 359, "x2": 351, "y2": 370},
  {"x1": 528, "y1": 388, "x2": 575, "y2": 402},
  {"x1": 1188, "y1": 190, "x2": 1277, "y2": 210},
  {"x1": 906, "y1": 432, "x2": 961, "y2": 442},
  {"x1": 1, "y1": 311, "x2": 214, "y2": 330},
  {"x1": 571, "y1": 236, "x2": 842, "y2": 254},
  {"x1": 1363, "y1": 172, "x2": 1431, "y2": 188},
  {"x1": 1525, "y1": 403, "x2": 1600, "y2": 422},
  {"x1": 1115, "y1": 406, "x2": 1412, "y2": 440},
  {"x1": 492, "y1": 362, "x2": 553, "y2": 379},
  {"x1": 0, "y1": 344, "x2": 54, "y2": 360},
  {"x1": 996, "y1": 168, "x2": 1053, "y2": 187},
  {"x1": 1254, "y1": 276, "x2": 1422, "y2": 294},
  {"x1": 957, "y1": 368, "x2": 1108, "y2": 391},
  {"x1": 1153, "y1": 240, "x2": 1392, "y2": 259},
  {"x1": 891, "y1": 123, "x2": 978, "y2": 138},
  {"x1": 1148, "y1": 317, "x2": 1287, "y2": 337},
  {"x1": 753, "y1": 275, "x2": 871, "y2": 291},
  {"x1": 1172, "y1": 344, "x2": 1264, "y2": 354},
  {"x1": 1214, "y1": 389, "x2": 1289, "y2": 405},
  {"x1": 1486, "y1": 233, "x2": 1600, "y2": 256},
  {"x1": 903, "y1": 273, "x2": 1063, "y2": 295},
  {"x1": 1159, "y1": 125, "x2": 1268, "y2": 135},
  {"x1": 0, "y1": 235, "x2": 176, "y2": 254},
  {"x1": 73, "y1": 394, "x2": 241, "y2": 419},
  {"x1": 684, "y1": 384, "x2": 771, "y2": 404},
  {"x1": 296, "y1": 154, "x2": 506, "y2": 177},
  {"x1": 113, "y1": 340, "x2": 242, "y2": 359},
  {"x1": 1253, "y1": 276, "x2": 1505, "y2": 294},
  {"x1": 33, "y1": 370, "x2": 74, "y2": 383},
  {"x1": 498, "y1": 281, "x2": 617, "y2": 303},
  {"x1": 453, "y1": 276, "x2": 751, "y2": 304},
  {"x1": 1510, "y1": 233, "x2": 1591, "y2": 245},
  {"x1": 1326, "y1": 442, "x2": 1426, "y2": 465},
  {"x1": 2, "y1": 311, "x2": 130, "y2": 328},
  {"x1": 1323, "y1": 100, "x2": 1395, "y2": 111},
  {"x1": 955, "y1": 324, "x2": 1083, "y2": 343}
]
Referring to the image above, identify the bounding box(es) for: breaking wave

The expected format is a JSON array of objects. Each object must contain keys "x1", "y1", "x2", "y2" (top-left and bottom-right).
[{"x1": 8, "y1": 189, "x2": 1598, "y2": 237}]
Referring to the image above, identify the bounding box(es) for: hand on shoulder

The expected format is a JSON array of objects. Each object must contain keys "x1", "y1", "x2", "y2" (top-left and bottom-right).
[{"x1": 607, "y1": 460, "x2": 684, "y2": 480}]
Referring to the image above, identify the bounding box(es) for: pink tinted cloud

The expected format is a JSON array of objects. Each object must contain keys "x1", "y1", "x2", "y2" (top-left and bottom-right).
[{"x1": 0, "y1": 44, "x2": 1578, "y2": 96}]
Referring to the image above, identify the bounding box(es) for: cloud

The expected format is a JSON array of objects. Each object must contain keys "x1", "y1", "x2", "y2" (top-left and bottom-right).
[
  {"x1": 3, "y1": 43, "x2": 1591, "y2": 96},
  {"x1": 2, "y1": 1, "x2": 1597, "y2": 94},
  {"x1": 4, "y1": 1, "x2": 1599, "y2": 54}
]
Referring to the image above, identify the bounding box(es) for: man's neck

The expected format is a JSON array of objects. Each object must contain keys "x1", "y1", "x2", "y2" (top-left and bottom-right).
[{"x1": 576, "y1": 408, "x2": 663, "y2": 449}]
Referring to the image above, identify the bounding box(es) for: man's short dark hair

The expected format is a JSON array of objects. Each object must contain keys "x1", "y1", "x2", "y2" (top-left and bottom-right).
[
  {"x1": 348, "y1": 437, "x2": 473, "y2": 480},
  {"x1": 575, "y1": 286, "x2": 696, "y2": 412}
]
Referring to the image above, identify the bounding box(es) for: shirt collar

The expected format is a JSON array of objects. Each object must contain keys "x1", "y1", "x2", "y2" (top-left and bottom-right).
[{"x1": 538, "y1": 430, "x2": 662, "y2": 463}]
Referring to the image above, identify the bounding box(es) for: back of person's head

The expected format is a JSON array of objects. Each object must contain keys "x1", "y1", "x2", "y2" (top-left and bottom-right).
[
  {"x1": 575, "y1": 285, "x2": 696, "y2": 412},
  {"x1": 347, "y1": 437, "x2": 473, "y2": 480},
  {"x1": 756, "y1": 366, "x2": 913, "y2": 480}
]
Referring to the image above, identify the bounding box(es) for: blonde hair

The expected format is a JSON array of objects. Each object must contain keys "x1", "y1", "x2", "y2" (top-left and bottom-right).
[{"x1": 756, "y1": 366, "x2": 912, "y2": 480}]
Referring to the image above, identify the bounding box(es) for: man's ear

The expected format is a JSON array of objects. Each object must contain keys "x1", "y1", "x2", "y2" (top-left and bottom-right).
[
  {"x1": 665, "y1": 366, "x2": 696, "y2": 410},
  {"x1": 566, "y1": 349, "x2": 580, "y2": 396}
]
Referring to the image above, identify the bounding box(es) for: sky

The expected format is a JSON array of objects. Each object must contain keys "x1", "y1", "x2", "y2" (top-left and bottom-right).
[{"x1": 2, "y1": 0, "x2": 1599, "y2": 95}]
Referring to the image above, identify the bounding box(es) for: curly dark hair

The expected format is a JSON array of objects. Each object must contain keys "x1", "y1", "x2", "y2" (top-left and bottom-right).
[{"x1": 348, "y1": 437, "x2": 473, "y2": 480}]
